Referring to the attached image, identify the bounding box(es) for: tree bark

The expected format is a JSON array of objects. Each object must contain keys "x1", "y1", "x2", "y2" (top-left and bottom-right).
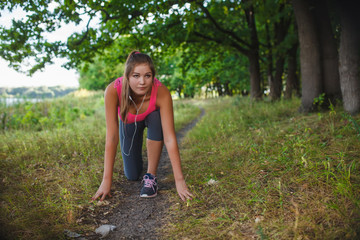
[
  {"x1": 247, "y1": 50, "x2": 262, "y2": 99},
  {"x1": 273, "y1": 57, "x2": 285, "y2": 100},
  {"x1": 214, "y1": 79, "x2": 224, "y2": 96},
  {"x1": 267, "y1": 59, "x2": 275, "y2": 98},
  {"x1": 284, "y1": 42, "x2": 300, "y2": 99},
  {"x1": 244, "y1": 1, "x2": 262, "y2": 100},
  {"x1": 338, "y1": 1, "x2": 360, "y2": 115},
  {"x1": 265, "y1": 21, "x2": 275, "y2": 99},
  {"x1": 271, "y1": 3, "x2": 290, "y2": 101},
  {"x1": 224, "y1": 80, "x2": 233, "y2": 96},
  {"x1": 314, "y1": 0, "x2": 341, "y2": 106},
  {"x1": 177, "y1": 85, "x2": 182, "y2": 99},
  {"x1": 293, "y1": 0, "x2": 323, "y2": 112}
]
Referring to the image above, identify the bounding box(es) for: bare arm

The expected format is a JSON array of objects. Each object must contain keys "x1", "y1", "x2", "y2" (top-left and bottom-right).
[
  {"x1": 157, "y1": 85, "x2": 193, "y2": 201},
  {"x1": 92, "y1": 81, "x2": 119, "y2": 201}
]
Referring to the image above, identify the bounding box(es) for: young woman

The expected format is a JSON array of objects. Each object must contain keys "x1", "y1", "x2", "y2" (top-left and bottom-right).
[{"x1": 92, "y1": 51, "x2": 193, "y2": 202}]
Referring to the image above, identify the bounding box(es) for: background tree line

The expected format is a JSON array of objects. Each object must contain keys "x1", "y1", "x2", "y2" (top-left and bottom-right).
[
  {"x1": 1, "y1": 86, "x2": 77, "y2": 99},
  {"x1": 0, "y1": 0, "x2": 359, "y2": 114}
]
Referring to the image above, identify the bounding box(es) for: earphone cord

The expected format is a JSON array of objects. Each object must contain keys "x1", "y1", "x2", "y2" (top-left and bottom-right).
[{"x1": 121, "y1": 93, "x2": 147, "y2": 156}]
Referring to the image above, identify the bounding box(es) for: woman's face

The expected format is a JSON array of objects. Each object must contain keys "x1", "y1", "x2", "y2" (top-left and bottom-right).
[{"x1": 128, "y1": 63, "x2": 153, "y2": 97}]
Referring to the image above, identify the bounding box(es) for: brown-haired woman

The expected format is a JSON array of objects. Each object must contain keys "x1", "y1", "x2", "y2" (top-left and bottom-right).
[{"x1": 92, "y1": 51, "x2": 193, "y2": 201}]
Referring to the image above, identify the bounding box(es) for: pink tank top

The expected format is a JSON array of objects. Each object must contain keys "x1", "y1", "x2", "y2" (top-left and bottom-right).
[{"x1": 114, "y1": 77, "x2": 162, "y2": 124}]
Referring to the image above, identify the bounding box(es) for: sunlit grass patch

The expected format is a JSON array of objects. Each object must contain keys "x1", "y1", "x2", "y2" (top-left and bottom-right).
[
  {"x1": 173, "y1": 99, "x2": 202, "y2": 132},
  {"x1": 164, "y1": 96, "x2": 360, "y2": 239},
  {"x1": 0, "y1": 89, "x2": 104, "y2": 131}
]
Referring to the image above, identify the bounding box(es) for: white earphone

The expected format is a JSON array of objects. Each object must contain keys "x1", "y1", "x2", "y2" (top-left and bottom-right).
[{"x1": 121, "y1": 93, "x2": 147, "y2": 156}]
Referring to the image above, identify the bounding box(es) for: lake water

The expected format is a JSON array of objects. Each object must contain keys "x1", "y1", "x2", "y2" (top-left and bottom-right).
[{"x1": 1, "y1": 98, "x2": 43, "y2": 106}]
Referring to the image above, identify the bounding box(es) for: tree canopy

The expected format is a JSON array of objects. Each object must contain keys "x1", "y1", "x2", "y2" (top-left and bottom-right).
[{"x1": 1, "y1": 0, "x2": 359, "y2": 113}]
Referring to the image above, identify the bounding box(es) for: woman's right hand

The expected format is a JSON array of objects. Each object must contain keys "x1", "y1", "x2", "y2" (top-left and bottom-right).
[{"x1": 92, "y1": 180, "x2": 112, "y2": 202}]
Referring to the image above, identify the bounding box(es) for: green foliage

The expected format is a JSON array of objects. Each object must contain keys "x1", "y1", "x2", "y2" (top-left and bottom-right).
[
  {"x1": 78, "y1": 56, "x2": 124, "y2": 90},
  {"x1": 0, "y1": 0, "x2": 295, "y2": 98},
  {"x1": 156, "y1": 43, "x2": 250, "y2": 98},
  {"x1": 313, "y1": 92, "x2": 326, "y2": 110},
  {"x1": 0, "y1": 90, "x2": 102, "y2": 131},
  {"x1": 342, "y1": 113, "x2": 360, "y2": 137}
]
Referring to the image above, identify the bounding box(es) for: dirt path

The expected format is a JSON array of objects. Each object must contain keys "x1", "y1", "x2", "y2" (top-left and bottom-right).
[{"x1": 86, "y1": 108, "x2": 204, "y2": 240}]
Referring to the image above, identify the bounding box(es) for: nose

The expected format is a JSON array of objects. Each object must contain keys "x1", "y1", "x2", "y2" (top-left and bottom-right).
[{"x1": 139, "y1": 76, "x2": 145, "y2": 85}]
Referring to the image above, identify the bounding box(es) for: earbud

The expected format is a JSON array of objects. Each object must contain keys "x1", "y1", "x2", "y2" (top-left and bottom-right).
[{"x1": 129, "y1": 95, "x2": 133, "y2": 100}]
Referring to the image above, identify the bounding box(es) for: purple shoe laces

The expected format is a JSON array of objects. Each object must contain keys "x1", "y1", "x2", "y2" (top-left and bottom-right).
[{"x1": 143, "y1": 175, "x2": 157, "y2": 191}]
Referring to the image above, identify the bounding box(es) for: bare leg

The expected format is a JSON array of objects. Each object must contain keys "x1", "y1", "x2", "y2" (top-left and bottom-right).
[{"x1": 146, "y1": 139, "x2": 163, "y2": 176}]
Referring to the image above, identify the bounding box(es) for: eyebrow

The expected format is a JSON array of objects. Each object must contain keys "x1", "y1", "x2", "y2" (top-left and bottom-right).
[{"x1": 133, "y1": 72, "x2": 152, "y2": 74}]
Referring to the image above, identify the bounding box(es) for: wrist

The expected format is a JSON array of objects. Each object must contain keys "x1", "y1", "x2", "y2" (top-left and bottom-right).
[
  {"x1": 102, "y1": 175, "x2": 113, "y2": 182},
  {"x1": 174, "y1": 175, "x2": 185, "y2": 182}
]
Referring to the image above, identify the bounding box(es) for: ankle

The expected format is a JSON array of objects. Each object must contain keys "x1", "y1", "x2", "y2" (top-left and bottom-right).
[{"x1": 146, "y1": 172, "x2": 156, "y2": 177}]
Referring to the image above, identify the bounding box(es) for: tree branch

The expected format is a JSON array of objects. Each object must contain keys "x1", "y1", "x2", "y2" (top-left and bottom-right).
[
  {"x1": 194, "y1": 31, "x2": 249, "y2": 55},
  {"x1": 196, "y1": 2, "x2": 251, "y2": 49},
  {"x1": 73, "y1": 14, "x2": 93, "y2": 46}
]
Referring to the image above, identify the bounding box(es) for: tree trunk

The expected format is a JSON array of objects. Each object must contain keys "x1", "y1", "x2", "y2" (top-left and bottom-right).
[
  {"x1": 265, "y1": 21, "x2": 275, "y2": 99},
  {"x1": 244, "y1": 1, "x2": 262, "y2": 100},
  {"x1": 273, "y1": 57, "x2": 285, "y2": 100},
  {"x1": 267, "y1": 59, "x2": 275, "y2": 98},
  {"x1": 293, "y1": 0, "x2": 323, "y2": 112},
  {"x1": 224, "y1": 80, "x2": 233, "y2": 96},
  {"x1": 177, "y1": 85, "x2": 182, "y2": 98},
  {"x1": 214, "y1": 79, "x2": 223, "y2": 96},
  {"x1": 271, "y1": 3, "x2": 290, "y2": 101},
  {"x1": 314, "y1": 0, "x2": 341, "y2": 106},
  {"x1": 284, "y1": 42, "x2": 300, "y2": 99},
  {"x1": 247, "y1": 51, "x2": 262, "y2": 99},
  {"x1": 338, "y1": 1, "x2": 360, "y2": 115}
]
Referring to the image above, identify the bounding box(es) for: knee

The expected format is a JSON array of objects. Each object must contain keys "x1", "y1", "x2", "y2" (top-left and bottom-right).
[
  {"x1": 124, "y1": 162, "x2": 142, "y2": 181},
  {"x1": 125, "y1": 173, "x2": 140, "y2": 181}
]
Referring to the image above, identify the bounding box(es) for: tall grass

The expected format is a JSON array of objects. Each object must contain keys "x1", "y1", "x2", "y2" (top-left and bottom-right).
[
  {"x1": 0, "y1": 90, "x2": 101, "y2": 131},
  {"x1": 164, "y1": 96, "x2": 360, "y2": 239},
  {"x1": 0, "y1": 91, "x2": 200, "y2": 239}
]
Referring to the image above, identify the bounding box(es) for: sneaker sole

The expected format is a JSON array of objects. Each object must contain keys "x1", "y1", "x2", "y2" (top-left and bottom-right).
[{"x1": 140, "y1": 192, "x2": 157, "y2": 198}]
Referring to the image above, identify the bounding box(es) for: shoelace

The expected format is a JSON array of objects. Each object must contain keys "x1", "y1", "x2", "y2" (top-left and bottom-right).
[{"x1": 143, "y1": 175, "x2": 157, "y2": 191}]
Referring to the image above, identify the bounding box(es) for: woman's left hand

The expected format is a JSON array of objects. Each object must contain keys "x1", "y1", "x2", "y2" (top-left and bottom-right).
[{"x1": 175, "y1": 179, "x2": 193, "y2": 201}]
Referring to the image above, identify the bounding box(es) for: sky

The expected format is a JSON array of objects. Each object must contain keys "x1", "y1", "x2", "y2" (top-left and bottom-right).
[
  {"x1": 0, "y1": 5, "x2": 93, "y2": 88},
  {"x1": 0, "y1": 58, "x2": 80, "y2": 88}
]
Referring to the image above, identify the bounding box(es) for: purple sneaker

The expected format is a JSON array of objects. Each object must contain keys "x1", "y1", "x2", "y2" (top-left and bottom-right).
[{"x1": 140, "y1": 173, "x2": 158, "y2": 198}]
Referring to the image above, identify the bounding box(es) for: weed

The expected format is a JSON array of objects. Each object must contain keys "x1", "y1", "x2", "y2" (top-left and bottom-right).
[{"x1": 342, "y1": 112, "x2": 360, "y2": 138}]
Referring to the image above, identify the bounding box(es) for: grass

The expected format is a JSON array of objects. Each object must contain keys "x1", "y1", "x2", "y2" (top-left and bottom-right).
[
  {"x1": 0, "y1": 91, "x2": 200, "y2": 240},
  {"x1": 163, "y1": 96, "x2": 360, "y2": 240}
]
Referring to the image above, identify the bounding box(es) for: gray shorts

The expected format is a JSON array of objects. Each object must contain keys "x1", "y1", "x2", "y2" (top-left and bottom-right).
[{"x1": 119, "y1": 110, "x2": 163, "y2": 180}]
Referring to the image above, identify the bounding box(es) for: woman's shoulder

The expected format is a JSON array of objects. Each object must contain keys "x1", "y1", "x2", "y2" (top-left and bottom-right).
[
  {"x1": 157, "y1": 82, "x2": 170, "y2": 95},
  {"x1": 105, "y1": 80, "x2": 119, "y2": 99},
  {"x1": 156, "y1": 83, "x2": 172, "y2": 106}
]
